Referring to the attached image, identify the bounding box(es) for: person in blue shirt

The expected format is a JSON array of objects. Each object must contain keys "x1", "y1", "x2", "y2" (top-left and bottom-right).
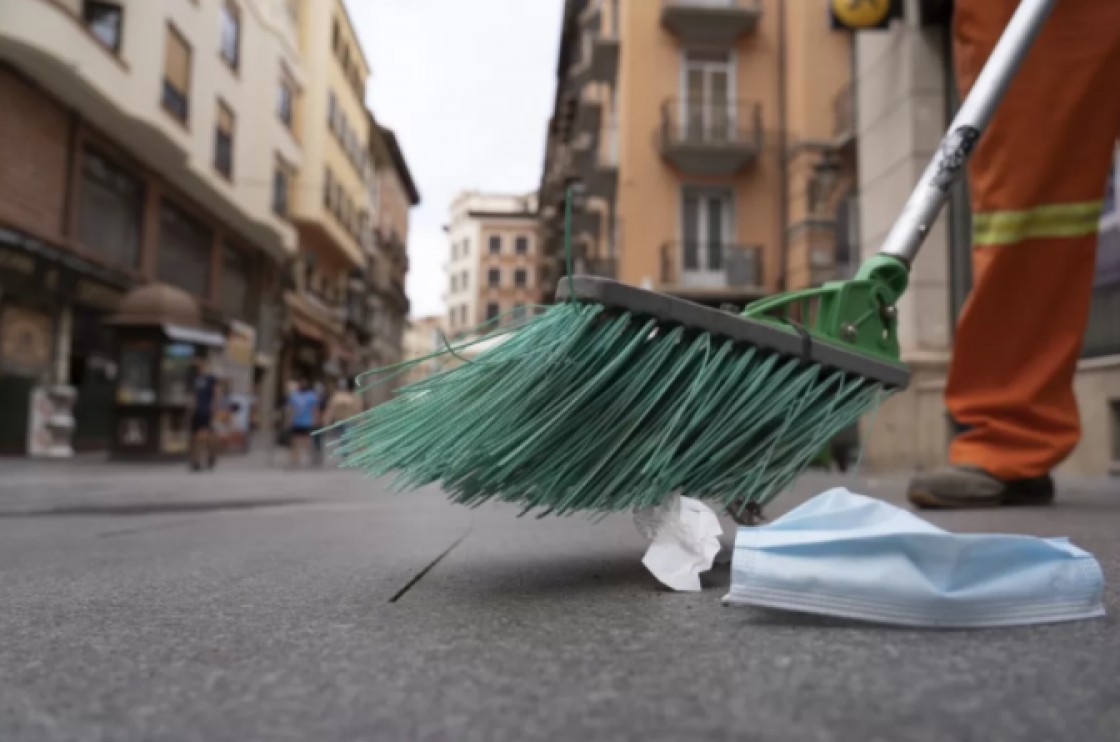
[{"x1": 287, "y1": 378, "x2": 320, "y2": 468}]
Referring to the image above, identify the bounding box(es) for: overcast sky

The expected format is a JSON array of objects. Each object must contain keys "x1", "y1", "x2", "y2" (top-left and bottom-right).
[{"x1": 347, "y1": 0, "x2": 565, "y2": 319}]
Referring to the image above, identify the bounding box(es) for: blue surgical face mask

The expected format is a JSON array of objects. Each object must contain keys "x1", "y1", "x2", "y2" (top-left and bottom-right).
[{"x1": 723, "y1": 488, "x2": 1105, "y2": 628}]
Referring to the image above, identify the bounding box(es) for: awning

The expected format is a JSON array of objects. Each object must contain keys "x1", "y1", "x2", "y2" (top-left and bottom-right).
[{"x1": 164, "y1": 324, "x2": 225, "y2": 347}]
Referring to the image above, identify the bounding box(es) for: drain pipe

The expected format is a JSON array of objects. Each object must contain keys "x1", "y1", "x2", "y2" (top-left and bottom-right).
[{"x1": 776, "y1": 0, "x2": 789, "y2": 292}]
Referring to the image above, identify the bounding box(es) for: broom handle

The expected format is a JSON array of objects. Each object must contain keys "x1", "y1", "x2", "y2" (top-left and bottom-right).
[{"x1": 878, "y1": 0, "x2": 1058, "y2": 264}]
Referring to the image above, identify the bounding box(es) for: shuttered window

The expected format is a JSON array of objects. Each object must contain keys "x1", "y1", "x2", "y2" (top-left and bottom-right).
[
  {"x1": 221, "y1": 243, "x2": 251, "y2": 319},
  {"x1": 157, "y1": 201, "x2": 212, "y2": 297},
  {"x1": 78, "y1": 147, "x2": 144, "y2": 269},
  {"x1": 214, "y1": 100, "x2": 234, "y2": 178},
  {"x1": 162, "y1": 25, "x2": 191, "y2": 123},
  {"x1": 219, "y1": 1, "x2": 240, "y2": 71}
]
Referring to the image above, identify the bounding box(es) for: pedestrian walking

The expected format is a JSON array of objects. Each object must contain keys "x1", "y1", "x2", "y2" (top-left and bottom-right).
[
  {"x1": 287, "y1": 379, "x2": 320, "y2": 468},
  {"x1": 187, "y1": 354, "x2": 218, "y2": 472}
]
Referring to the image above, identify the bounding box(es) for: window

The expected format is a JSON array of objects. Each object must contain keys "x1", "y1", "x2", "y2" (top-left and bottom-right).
[
  {"x1": 332, "y1": 19, "x2": 340, "y2": 54},
  {"x1": 683, "y1": 49, "x2": 734, "y2": 141},
  {"x1": 214, "y1": 100, "x2": 234, "y2": 179},
  {"x1": 488, "y1": 268, "x2": 501, "y2": 288},
  {"x1": 162, "y1": 24, "x2": 192, "y2": 123},
  {"x1": 488, "y1": 235, "x2": 501, "y2": 255},
  {"x1": 485, "y1": 302, "x2": 500, "y2": 322},
  {"x1": 327, "y1": 91, "x2": 338, "y2": 132},
  {"x1": 83, "y1": 1, "x2": 123, "y2": 52},
  {"x1": 681, "y1": 188, "x2": 733, "y2": 274},
  {"x1": 157, "y1": 201, "x2": 212, "y2": 297},
  {"x1": 451, "y1": 242, "x2": 457, "y2": 260},
  {"x1": 461, "y1": 270, "x2": 468, "y2": 289},
  {"x1": 512, "y1": 304, "x2": 527, "y2": 322},
  {"x1": 277, "y1": 71, "x2": 295, "y2": 129},
  {"x1": 514, "y1": 268, "x2": 528, "y2": 288},
  {"x1": 78, "y1": 147, "x2": 143, "y2": 269},
  {"x1": 515, "y1": 236, "x2": 530, "y2": 255},
  {"x1": 272, "y1": 157, "x2": 291, "y2": 216},
  {"x1": 323, "y1": 168, "x2": 334, "y2": 209},
  {"x1": 219, "y1": 1, "x2": 241, "y2": 71},
  {"x1": 462, "y1": 239, "x2": 469, "y2": 256},
  {"x1": 221, "y1": 244, "x2": 251, "y2": 319}
]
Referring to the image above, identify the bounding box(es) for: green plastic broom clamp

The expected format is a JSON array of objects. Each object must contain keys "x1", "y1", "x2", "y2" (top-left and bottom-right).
[{"x1": 742, "y1": 254, "x2": 909, "y2": 364}]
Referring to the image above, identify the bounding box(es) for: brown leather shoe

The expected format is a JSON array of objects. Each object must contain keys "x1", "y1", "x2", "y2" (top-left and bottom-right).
[{"x1": 907, "y1": 465, "x2": 1054, "y2": 509}]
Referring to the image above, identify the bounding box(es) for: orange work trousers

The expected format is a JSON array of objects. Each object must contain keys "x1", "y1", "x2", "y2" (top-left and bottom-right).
[{"x1": 946, "y1": 0, "x2": 1120, "y2": 479}]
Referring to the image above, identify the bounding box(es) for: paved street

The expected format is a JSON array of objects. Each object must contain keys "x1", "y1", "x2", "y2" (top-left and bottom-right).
[{"x1": 1, "y1": 453, "x2": 1119, "y2": 742}]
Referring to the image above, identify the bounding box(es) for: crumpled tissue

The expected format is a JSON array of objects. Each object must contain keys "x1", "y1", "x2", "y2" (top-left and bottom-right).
[
  {"x1": 635, "y1": 495, "x2": 723, "y2": 592},
  {"x1": 723, "y1": 487, "x2": 1105, "y2": 628}
]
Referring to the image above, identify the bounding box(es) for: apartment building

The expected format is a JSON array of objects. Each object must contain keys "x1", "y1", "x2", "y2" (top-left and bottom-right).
[
  {"x1": 362, "y1": 121, "x2": 419, "y2": 407},
  {"x1": 0, "y1": 0, "x2": 304, "y2": 453},
  {"x1": 446, "y1": 192, "x2": 541, "y2": 335},
  {"x1": 401, "y1": 315, "x2": 446, "y2": 386},
  {"x1": 277, "y1": 0, "x2": 372, "y2": 389},
  {"x1": 539, "y1": 0, "x2": 855, "y2": 310}
]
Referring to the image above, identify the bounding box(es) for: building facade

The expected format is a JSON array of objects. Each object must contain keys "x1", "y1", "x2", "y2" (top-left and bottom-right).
[
  {"x1": 279, "y1": 0, "x2": 372, "y2": 392},
  {"x1": 0, "y1": 0, "x2": 304, "y2": 453},
  {"x1": 363, "y1": 122, "x2": 419, "y2": 407},
  {"x1": 401, "y1": 315, "x2": 446, "y2": 386},
  {"x1": 446, "y1": 192, "x2": 541, "y2": 335},
  {"x1": 539, "y1": 0, "x2": 855, "y2": 310}
]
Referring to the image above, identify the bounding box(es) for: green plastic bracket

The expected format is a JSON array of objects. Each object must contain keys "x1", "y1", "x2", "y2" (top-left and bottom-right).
[{"x1": 742, "y1": 254, "x2": 910, "y2": 364}]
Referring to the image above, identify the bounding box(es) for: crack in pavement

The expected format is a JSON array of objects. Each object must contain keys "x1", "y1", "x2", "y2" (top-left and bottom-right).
[{"x1": 388, "y1": 530, "x2": 471, "y2": 603}]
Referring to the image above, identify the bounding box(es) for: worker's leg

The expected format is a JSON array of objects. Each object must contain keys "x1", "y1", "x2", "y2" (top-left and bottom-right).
[{"x1": 910, "y1": 0, "x2": 1120, "y2": 507}]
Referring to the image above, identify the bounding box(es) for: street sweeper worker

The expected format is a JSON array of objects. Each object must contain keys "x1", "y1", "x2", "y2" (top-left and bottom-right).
[{"x1": 906, "y1": 0, "x2": 1120, "y2": 509}]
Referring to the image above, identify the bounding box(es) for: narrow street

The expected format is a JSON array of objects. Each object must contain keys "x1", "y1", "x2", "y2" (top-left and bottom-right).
[{"x1": 2, "y1": 456, "x2": 1118, "y2": 741}]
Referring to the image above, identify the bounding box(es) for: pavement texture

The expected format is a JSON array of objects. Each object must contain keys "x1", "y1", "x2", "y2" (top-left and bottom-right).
[{"x1": 1, "y1": 451, "x2": 1119, "y2": 742}]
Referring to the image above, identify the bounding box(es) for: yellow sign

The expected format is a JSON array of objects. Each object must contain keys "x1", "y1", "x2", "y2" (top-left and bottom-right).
[{"x1": 830, "y1": 0, "x2": 895, "y2": 30}]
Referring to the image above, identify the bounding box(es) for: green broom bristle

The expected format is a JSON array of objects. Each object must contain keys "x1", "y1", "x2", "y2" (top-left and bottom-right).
[{"x1": 332, "y1": 300, "x2": 891, "y2": 517}]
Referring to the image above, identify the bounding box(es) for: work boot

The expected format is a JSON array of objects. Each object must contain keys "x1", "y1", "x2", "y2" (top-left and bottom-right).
[{"x1": 907, "y1": 465, "x2": 1054, "y2": 509}]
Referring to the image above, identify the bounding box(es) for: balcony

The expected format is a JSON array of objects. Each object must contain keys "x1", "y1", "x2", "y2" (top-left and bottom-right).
[
  {"x1": 572, "y1": 30, "x2": 619, "y2": 88},
  {"x1": 583, "y1": 127, "x2": 619, "y2": 200},
  {"x1": 574, "y1": 97, "x2": 602, "y2": 140},
  {"x1": 660, "y1": 0, "x2": 762, "y2": 45},
  {"x1": 659, "y1": 99, "x2": 762, "y2": 175},
  {"x1": 659, "y1": 241, "x2": 766, "y2": 304},
  {"x1": 571, "y1": 208, "x2": 602, "y2": 241},
  {"x1": 586, "y1": 257, "x2": 618, "y2": 279}
]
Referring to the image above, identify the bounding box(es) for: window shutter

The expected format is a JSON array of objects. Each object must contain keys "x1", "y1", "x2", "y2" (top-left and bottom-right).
[{"x1": 165, "y1": 27, "x2": 191, "y2": 92}]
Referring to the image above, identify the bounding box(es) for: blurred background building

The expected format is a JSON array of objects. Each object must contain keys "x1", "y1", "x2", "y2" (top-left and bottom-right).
[
  {"x1": 401, "y1": 314, "x2": 446, "y2": 386},
  {"x1": 0, "y1": 0, "x2": 417, "y2": 458},
  {"x1": 446, "y1": 191, "x2": 541, "y2": 336}
]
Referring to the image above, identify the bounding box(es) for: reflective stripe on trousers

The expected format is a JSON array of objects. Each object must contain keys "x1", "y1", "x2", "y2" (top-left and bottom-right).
[{"x1": 971, "y1": 201, "x2": 1103, "y2": 247}]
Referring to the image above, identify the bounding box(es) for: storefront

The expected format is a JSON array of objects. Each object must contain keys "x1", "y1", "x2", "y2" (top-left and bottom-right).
[
  {"x1": 107, "y1": 283, "x2": 224, "y2": 461},
  {"x1": 0, "y1": 229, "x2": 131, "y2": 455}
]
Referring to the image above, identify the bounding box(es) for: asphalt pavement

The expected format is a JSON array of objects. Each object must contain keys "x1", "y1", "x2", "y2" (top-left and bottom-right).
[{"x1": 1, "y1": 452, "x2": 1118, "y2": 742}]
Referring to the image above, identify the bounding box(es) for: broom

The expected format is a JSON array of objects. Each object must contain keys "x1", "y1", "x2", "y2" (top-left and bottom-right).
[{"x1": 335, "y1": 0, "x2": 1056, "y2": 518}]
